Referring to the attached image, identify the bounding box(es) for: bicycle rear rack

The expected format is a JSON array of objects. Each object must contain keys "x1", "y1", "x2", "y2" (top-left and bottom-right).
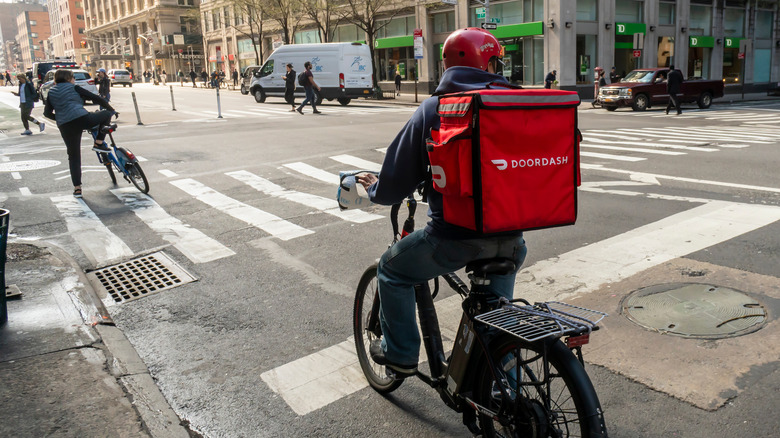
[{"x1": 474, "y1": 301, "x2": 607, "y2": 343}]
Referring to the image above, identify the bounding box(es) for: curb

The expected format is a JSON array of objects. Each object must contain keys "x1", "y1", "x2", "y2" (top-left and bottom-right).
[{"x1": 15, "y1": 239, "x2": 190, "y2": 438}]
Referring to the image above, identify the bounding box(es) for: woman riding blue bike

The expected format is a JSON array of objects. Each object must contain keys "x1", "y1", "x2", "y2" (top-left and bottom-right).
[{"x1": 43, "y1": 68, "x2": 116, "y2": 198}]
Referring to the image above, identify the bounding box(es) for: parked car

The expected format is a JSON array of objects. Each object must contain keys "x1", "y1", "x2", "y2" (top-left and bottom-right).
[
  {"x1": 107, "y1": 69, "x2": 133, "y2": 87},
  {"x1": 248, "y1": 42, "x2": 373, "y2": 106},
  {"x1": 39, "y1": 69, "x2": 98, "y2": 104},
  {"x1": 597, "y1": 68, "x2": 724, "y2": 111},
  {"x1": 31, "y1": 58, "x2": 77, "y2": 89},
  {"x1": 240, "y1": 65, "x2": 261, "y2": 95}
]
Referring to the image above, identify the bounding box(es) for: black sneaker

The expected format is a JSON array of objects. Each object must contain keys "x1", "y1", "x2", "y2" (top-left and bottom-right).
[
  {"x1": 92, "y1": 143, "x2": 110, "y2": 153},
  {"x1": 369, "y1": 340, "x2": 417, "y2": 378},
  {"x1": 296, "y1": 108, "x2": 304, "y2": 114},
  {"x1": 313, "y1": 110, "x2": 322, "y2": 114}
]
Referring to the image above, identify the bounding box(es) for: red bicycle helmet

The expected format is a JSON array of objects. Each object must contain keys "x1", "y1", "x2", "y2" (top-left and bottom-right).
[{"x1": 442, "y1": 28, "x2": 503, "y2": 70}]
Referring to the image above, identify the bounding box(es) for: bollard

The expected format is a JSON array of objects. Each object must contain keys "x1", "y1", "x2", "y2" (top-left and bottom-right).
[
  {"x1": 0, "y1": 208, "x2": 9, "y2": 325},
  {"x1": 170, "y1": 85, "x2": 177, "y2": 111},
  {"x1": 215, "y1": 85, "x2": 223, "y2": 119},
  {"x1": 131, "y1": 92, "x2": 144, "y2": 125}
]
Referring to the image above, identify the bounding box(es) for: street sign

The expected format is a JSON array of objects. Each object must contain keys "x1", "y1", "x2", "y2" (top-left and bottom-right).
[
  {"x1": 173, "y1": 34, "x2": 185, "y2": 45},
  {"x1": 476, "y1": 7, "x2": 485, "y2": 18},
  {"x1": 441, "y1": 0, "x2": 457, "y2": 4},
  {"x1": 738, "y1": 52, "x2": 745, "y2": 59},
  {"x1": 178, "y1": 48, "x2": 183, "y2": 54},
  {"x1": 632, "y1": 32, "x2": 644, "y2": 50},
  {"x1": 489, "y1": 18, "x2": 501, "y2": 23},
  {"x1": 481, "y1": 23, "x2": 498, "y2": 30},
  {"x1": 413, "y1": 28, "x2": 423, "y2": 59},
  {"x1": 633, "y1": 50, "x2": 641, "y2": 58}
]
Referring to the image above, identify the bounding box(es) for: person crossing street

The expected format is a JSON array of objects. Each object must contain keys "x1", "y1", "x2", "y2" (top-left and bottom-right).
[
  {"x1": 296, "y1": 61, "x2": 321, "y2": 115},
  {"x1": 666, "y1": 65, "x2": 684, "y2": 115},
  {"x1": 11, "y1": 73, "x2": 44, "y2": 135}
]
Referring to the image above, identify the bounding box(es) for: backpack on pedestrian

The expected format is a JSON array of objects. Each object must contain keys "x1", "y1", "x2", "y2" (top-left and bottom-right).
[
  {"x1": 425, "y1": 87, "x2": 582, "y2": 234},
  {"x1": 298, "y1": 71, "x2": 308, "y2": 87}
]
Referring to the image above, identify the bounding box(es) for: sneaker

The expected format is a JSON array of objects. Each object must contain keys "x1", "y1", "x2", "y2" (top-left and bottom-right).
[
  {"x1": 73, "y1": 188, "x2": 82, "y2": 198},
  {"x1": 92, "y1": 143, "x2": 110, "y2": 153},
  {"x1": 369, "y1": 339, "x2": 417, "y2": 378},
  {"x1": 313, "y1": 110, "x2": 322, "y2": 114},
  {"x1": 39, "y1": 122, "x2": 45, "y2": 132},
  {"x1": 20, "y1": 130, "x2": 32, "y2": 135},
  {"x1": 296, "y1": 108, "x2": 304, "y2": 114}
]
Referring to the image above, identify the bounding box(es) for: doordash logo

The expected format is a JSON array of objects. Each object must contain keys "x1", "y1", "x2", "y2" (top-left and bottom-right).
[{"x1": 491, "y1": 156, "x2": 569, "y2": 170}]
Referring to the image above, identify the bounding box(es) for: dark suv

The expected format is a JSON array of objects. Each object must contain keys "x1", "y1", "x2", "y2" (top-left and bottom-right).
[{"x1": 31, "y1": 59, "x2": 77, "y2": 89}]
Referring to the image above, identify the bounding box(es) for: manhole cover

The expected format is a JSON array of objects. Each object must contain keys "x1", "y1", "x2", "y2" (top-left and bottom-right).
[
  {"x1": 86, "y1": 252, "x2": 196, "y2": 304},
  {"x1": 0, "y1": 160, "x2": 61, "y2": 172},
  {"x1": 622, "y1": 283, "x2": 767, "y2": 339}
]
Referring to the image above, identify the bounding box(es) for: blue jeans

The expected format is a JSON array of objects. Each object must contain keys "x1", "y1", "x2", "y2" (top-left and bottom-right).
[
  {"x1": 297, "y1": 87, "x2": 317, "y2": 112},
  {"x1": 376, "y1": 230, "x2": 527, "y2": 365}
]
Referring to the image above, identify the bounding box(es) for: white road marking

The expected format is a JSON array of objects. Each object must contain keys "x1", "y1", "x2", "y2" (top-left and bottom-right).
[
  {"x1": 329, "y1": 154, "x2": 382, "y2": 171},
  {"x1": 283, "y1": 162, "x2": 339, "y2": 185},
  {"x1": 51, "y1": 195, "x2": 134, "y2": 266},
  {"x1": 169, "y1": 178, "x2": 313, "y2": 241},
  {"x1": 158, "y1": 169, "x2": 178, "y2": 177},
  {"x1": 585, "y1": 136, "x2": 717, "y2": 152},
  {"x1": 262, "y1": 200, "x2": 780, "y2": 416},
  {"x1": 135, "y1": 156, "x2": 147, "y2": 162},
  {"x1": 19, "y1": 187, "x2": 31, "y2": 196},
  {"x1": 581, "y1": 151, "x2": 646, "y2": 162},
  {"x1": 580, "y1": 144, "x2": 685, "y2": 155},
  {"x1": 111, "y1": 188, "x2": 235, "y2": 263},
  {"x1": 11, "y1": 172, "x2": 21, "y2": 179},
  {"x1": 54, "y1": 169, "x2": 113, "y2": 180},
  {"x1": 226, "y1": 170, "x2": 382, "y2": 223}
]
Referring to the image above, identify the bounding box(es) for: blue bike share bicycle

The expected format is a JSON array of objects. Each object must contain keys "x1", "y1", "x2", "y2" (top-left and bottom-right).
[{"x1": 89, "y1": 116, "x2": 149, "y2": 194}]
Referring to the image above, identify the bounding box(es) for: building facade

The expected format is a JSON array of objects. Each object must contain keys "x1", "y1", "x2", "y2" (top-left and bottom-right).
[
  {"x1": 16, "y1": 10, "x2": 51, "y2": 70},
  {"x1": 82, "y1": 0, "x2": 203, "y2": 76},
  {"x1": 0, "y1": 1, "x2": 48, "y2": 72}
]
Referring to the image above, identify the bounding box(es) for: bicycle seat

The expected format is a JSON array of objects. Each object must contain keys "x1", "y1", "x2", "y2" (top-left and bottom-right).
[
  {"x1": 465, "y1": 258, "x2": 516, "y2": 277},
  {"x1": 100, "y1": 124, "x2": 118, "y2": 134}
]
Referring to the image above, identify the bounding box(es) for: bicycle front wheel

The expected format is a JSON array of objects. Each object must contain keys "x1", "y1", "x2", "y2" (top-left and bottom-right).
[
  {"x1": 353, "y1": 264, "x2": 403, "y2": 393},
  {"x1": 105, "y1": 162, "x2": 117, "y2": 185},
  {"x1": 474, "y1": 335, "x2": 607, "y2": 438},
  {"x1": 127, "y1": 162, "x2": 149, "y2": 194}
]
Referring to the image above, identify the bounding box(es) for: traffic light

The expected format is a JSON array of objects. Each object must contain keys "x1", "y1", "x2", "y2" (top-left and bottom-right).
[
  {"x1": 137, "y1": 37, "x2": 142, "y2": 45},
  {"x1": 80, "y1": 40, "x2": 86, "y2": 48}
]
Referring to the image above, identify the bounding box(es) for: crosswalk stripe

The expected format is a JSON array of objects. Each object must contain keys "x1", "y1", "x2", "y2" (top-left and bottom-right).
[
  {"x1": 610, "y1": 128, "x2": 743, "y2": 143},
  {"x1": 329, "y1": 154, "x2": 382, "y2": 170},
  {"x1": 261, "y1": 200, "x2": 780, "y2": 416},
  {"x1": 169, "y1": 178, "x2": 313, "y2": 241},
  {"x1": 283, "y1": 162, "x2": 339, "y2": 185},
  {"x1": 580, "y1": 143, "x2": 685, "y2": 155},
  {"x1": 639, "y1": 128, "x2": 773, "y2": 143},
  {"x1": 585, "y1": 136, "x2": 717, "y2": 152},
  {"x1": 681, "y1": 127, "x2": 780, "y2": 140},
  {"x1": 580, "y1": 151, "x2": 646, "y2": 161},
  {"x1": 110, "y1": 188, "x2": 235, "y2": 263},
  {"x1": 226, "y1": 170, "x2": 382, "y2": 223},
  {"x1": 51, "y1": 195, "x2": 134, "y2": 266}
]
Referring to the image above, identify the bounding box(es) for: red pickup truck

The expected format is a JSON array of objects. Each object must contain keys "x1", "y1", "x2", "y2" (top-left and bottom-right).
[{"x1": 597, "y1": 68, "x2": 724, "y2": 111}]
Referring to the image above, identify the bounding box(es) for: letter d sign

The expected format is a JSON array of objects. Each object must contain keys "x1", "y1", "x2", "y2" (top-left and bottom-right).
[
  {"x1": 617, "y1": 24, "x2": 625, "y2": 33},
  {"x1": 691, "y1": 37, "x2": 698, "y2": 46}
]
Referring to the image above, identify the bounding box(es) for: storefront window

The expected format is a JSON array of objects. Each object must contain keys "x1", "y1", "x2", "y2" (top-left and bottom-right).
[
  {"x1": 378, "y1": 16, "x2": 415, "y2": 38},
  {"x1": 470, "y1": 1, "x2": 541, "y2": 26},
  {"x1": 689, "y1": 5, "x2": 712, "y2": 35},
  {"x1": 334, "y1": 25, "x2": 360, "y2": 42},
  {"x1": 433, "y1": 12, "x2": 455, "y2": 34},
  {"x1": 294, "y1": 29, "x2": 321, "y2": 44},
  {"x1": 576, "y1": 34, "x2": 597, "y2": 84},
  {"x1": 755, "y1": 11, "x2": 773, "y2": 39},
  {"x1": 657, "y1": 36, "x2": 674, "y2": 67},
  {"x1": 723, "y1": 8, "x2": 744, "y2": 37},
  {"x1": 754, "y1": 49, "x2": 771, "y2": 83},
  {"x1": 658, "y1": 1, "x2": 675, "y2": 25},
  {"x1": 378, "y1": 47, "x2": 415, "y2": 82},
  {"x1": 615, "y1": 0, "x2": 644, "y2": 23},
  {"x1": 723, "y1": 47, "x2": 741, "y2": 83},
  {"x1": 576, "y1": 0, "x2": 597, "y2": 21},
  {"x1": 688, "y1": 48, "x2": 710, "y2": 79}
]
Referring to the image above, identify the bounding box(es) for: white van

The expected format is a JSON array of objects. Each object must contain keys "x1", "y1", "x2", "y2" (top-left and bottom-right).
[{"x1": 248, "y1": 42, "x2": 373, "y2": 106}]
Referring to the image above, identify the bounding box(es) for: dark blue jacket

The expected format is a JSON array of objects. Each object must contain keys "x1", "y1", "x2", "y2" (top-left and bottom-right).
[
  {"x1": 367, "y1": 66, "x2": 512, "y2": 239},
  {"x1": 18, "y1": 81, "x2": 37, "y2": 107}
]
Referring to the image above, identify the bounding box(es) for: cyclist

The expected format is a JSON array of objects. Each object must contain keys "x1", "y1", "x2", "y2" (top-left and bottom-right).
[
  {"x1": 43, "y1": 68, "x2": 116, "y2": 198},
  {"x1": 356, "y1": 28, "x2": 527, "y2": 377}
]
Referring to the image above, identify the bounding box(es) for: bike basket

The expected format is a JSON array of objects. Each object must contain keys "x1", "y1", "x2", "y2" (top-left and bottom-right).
[{"x1": 474, "y1": 301, "x2": 606, "y2": 343}]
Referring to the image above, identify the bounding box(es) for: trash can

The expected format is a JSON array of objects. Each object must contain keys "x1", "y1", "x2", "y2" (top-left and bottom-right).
[{"x1": 0, "y1": 208, "x2": 8, "y2": 325}]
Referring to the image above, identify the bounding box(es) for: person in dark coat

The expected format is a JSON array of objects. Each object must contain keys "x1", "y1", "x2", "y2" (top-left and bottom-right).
[
  {"x1": 11, "y1": 73, "x2": 44, "y2": 135},
  {"x1": 189, "y1": 69, "x2": 197, "y2": 87},
  {"x1": 394, "y1": 70, "x2": 402, "y2": 96},
  {"x1": 232, "y1": 68, "x2": 239, "y2": 87},
  {"x1": 96, "y1": 68, "x2": 111, "y2": 103},
  {"x1": 666, "y1": 65, "x2": 683, "y2": 115},
  {"x1": 609, "y1": 66, "x2": 619, "y2": 84},
  {"x1": 281, "y1": 63, "x2": 296, "y2": 111},
  {"x1": 544, "y1": 69, "x2": 557, "y2": 89}
]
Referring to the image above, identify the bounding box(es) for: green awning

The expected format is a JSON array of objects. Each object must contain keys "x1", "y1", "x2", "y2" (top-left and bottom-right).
[
  {"x1": 491, "y1": 21, "x2": 544, "y2": 39},
  {"x1": 615, "y1": 42, "x2": 634, "y2": 49},
  {"x1": 615, "y1": 23, "x2": 646, "y2": 35},
  {"x1": 689, "y1": 36, "x2": 714, "y2": 48},
  {"x1": 374, "y1": 35, "x2": 413, "y2": 49}
]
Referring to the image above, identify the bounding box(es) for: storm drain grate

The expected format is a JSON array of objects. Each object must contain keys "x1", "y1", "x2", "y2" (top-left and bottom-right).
[
  {"x1": 87, "y1": 252, "x2": 197, "y2": 304},
  {"x1": 622, "y1": 283, "x2": 767, "y2": 339}
]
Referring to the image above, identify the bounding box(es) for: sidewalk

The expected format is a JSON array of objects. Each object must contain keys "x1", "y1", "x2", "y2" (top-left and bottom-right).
[{"x1": 0, "y1": 241, "x2": 188, "y2": 437}]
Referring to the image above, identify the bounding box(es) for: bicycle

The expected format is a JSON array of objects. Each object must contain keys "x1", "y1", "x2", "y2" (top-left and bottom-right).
[
  {"x1": 352, "y1": 191, "x2": 608, "y2": 437},
  {"x1": 89, "y1": 118, "x2": 149, "y2": 194}
]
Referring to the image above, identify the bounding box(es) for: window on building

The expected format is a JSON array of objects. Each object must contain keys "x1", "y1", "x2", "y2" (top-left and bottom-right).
[
  {"x1": 576, "y1": 34, "x2": 597, "y2": 84},
  {"x1": 178, "y1": 0, "x2": 194, "y2": 5},
  {"x1": 723, "y1": 8, "x2": 745, "y2": 37},
  {"x1": 31, "y1": 32, "x2": 38, "y2": 38},
  {"x1": 334, "y1": 24, "x2": 360, "y2": 42},
  {"x1": 212, "y1": 11, "x2": 219, "y2": 29},
  {"x1": 78, "y1": 28, "x2": 84, "y2": 34},
  {"x1": 755, "y1": 11, "x2": 773, "y2": 39},
  {"x1": 75, "y1": 1, "x2": 82, "y2": 7},
  {"x1": 689, "y1": 5, "x2": 712, "y2": 35},
  {"x1": 30, "y1": 20, "x2": 37, "y2": 26},
  {"x1": 615, "y1": 0, "x2": 643, "y2": 22},
  {"x1": 754, "y1": 49, "x2": 771, "y2": 82},
  {"x1": 658, "y1": 1, "x2": 675, "y2": 25},
  {"x1": 204, "y1": 13, "x2": 210, "y2": 32},
  {"x1": 577, "y1": 0, "x2": 598, "y2": 21},
  {"x1": 234, "y1": 6, "x2": 241, "y2": 26},
  {"x1": 223, "y1": 7, "x2": 230, "y2": 27},
  {"x1": 294, "y1": 29, "x2": 321, "y2": 44},
  {"x1": 76, "y1": 14, "x2": 84, "y2": 20},
  {"x1": 433, "y1": 12, "x2": 455, "y2": 34}
]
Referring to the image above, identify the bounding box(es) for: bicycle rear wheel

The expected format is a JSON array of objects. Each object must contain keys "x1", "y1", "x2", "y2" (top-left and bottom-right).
[
  {"x1": 105, "y1": 162, "x2": 117, "y2": 185},
  {"x1": 474, "y1": 335, "x2": 607, "y2": 438},
  {"x1": 127, "y1": 162, "x2": 149, "y2": 194},
  {"x1": 353, "y1": 264, "x2": 403, "y2": 393}
]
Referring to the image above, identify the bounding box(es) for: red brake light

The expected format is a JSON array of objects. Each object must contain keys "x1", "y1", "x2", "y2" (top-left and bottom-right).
[
  {"x1": 339, "y1": 73, "x2": 345, "y2": 89},
  {"x1": 124, "y1": 150, "x2": 135, "y2": 160},
  {"x1": 111, "y1": 75, "x2": 115, "y2": 79},
  {"x1": 87, "y1": 79, "x2": 94, "y2": 85}
]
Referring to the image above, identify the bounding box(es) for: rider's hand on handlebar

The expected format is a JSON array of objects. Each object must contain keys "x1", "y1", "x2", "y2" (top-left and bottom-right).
[
  {"x1": 356, "y1": 172, "x2": 378, "y2": 190},
  {"x1": 113, "y1": 112, "x2": 120, "y2": 119}
]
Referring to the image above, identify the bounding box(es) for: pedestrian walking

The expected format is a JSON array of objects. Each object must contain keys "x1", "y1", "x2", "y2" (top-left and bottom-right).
[
  {"x1": 11, "y1": 73, "x2": 44, "y2": 136},
  {"x1": 161, "y1": 70, "x2": 167, "y2": 85},
  {"x1": 177, "y1": 69, "x2": 184, "y2": 86},
  {"x1": 609, "y1": 66, "x2": 620, "y2": 84},
  {"x1": 544, "y1": 69, "x2": 557, "y2": 89},
  {"x1": 666, "y1": 65, "x2": 683, "y2": 115},
  {"x1": 200, "y1": 69, "x2": 208, "y2": 87},
  {"x1": 296, "y1": 61, "x2": 321, "y2": 115},
  {"x1": 598, "y1": 68, "x2": 607, "y2": 87},
  {"x1": 394, "y1": 70, "x2": 402, "y2": 96},
  {"x1": 4, "y1": 71, "x2": 12, "y2": 86},
  {"x1": 232, "y1": 68, "x2": 239, "y2": 88},
  {"x1": 189, "y1": 69, "x2": 197, "y2": 88},
  {"x1": 281, "y1": 63, "x2": 297, "y2": 111},
  {"x1": 42, "y1": 69, "x2": 115, "y2": 198},
  {"x1": 96, "y1": 68, "x2": 111, "y2": 104}
]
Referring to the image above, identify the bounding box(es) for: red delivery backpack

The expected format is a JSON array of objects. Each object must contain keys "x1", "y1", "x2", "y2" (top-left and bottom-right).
[{"x1": 426, "y1": 87, "x2": 581, "y2": 234}]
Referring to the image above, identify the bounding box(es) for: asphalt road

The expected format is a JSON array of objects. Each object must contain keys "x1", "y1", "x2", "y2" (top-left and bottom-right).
[{"x1": 1, "y1": 84, "x2": 779, "y2": 437}]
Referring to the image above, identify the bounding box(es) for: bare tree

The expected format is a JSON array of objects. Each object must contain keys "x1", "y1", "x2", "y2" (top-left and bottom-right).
[
  {"x1": 338, "y1": 0, "x2": 408, "y2": 88},
  {"x1": 231, "y1": 0, "x2": 267, "y2": 65},
  {"x1": 298, "y1": 0, "x2": 345, "y2": 43},
  {"x1": 264, "y1": 0, "x2": 303, "y2": 45}
]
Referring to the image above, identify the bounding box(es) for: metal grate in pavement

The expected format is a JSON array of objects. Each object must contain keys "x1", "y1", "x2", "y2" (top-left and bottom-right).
[{"x1": 87, "y1": 252, "x2": 196, "y2": 304}]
